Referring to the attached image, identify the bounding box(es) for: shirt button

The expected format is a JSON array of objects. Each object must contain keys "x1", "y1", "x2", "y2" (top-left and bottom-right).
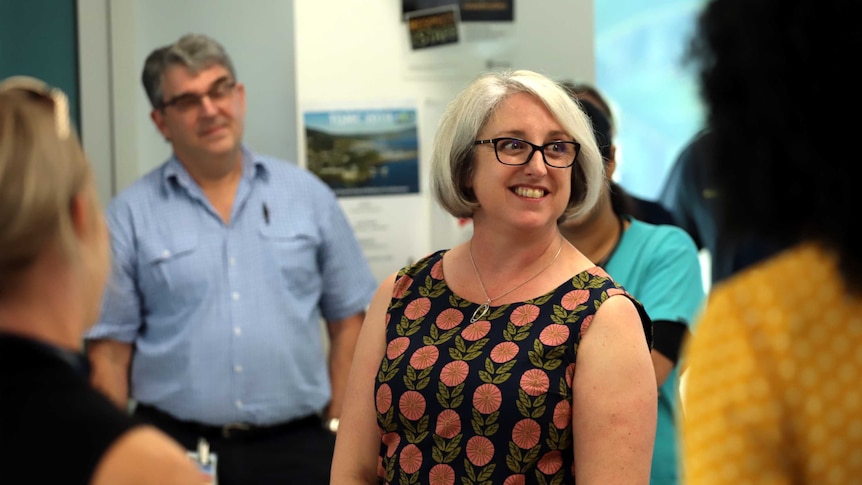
[
  {"x1": 234, "y1": 365, "x2": 243, "y2": 373},
  {"x1": 161, "y1": 249, "x2": 171, "y2": 258},
  {"x1": 234, "y1": 327, "x2": 242, "y2": 336},
  {"x1": 235, "y1": 400, "x2": 243, "y2": 409},
  {"x1": 232, "y1": 292, "x2": 240, "y2": 301},
  {"x1": 229, "y1": 257, "x2": 236, "y2": 266}
]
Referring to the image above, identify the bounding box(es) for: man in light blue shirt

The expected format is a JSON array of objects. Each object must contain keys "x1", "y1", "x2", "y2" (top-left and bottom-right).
[{"x1": 85, "y1": 33, "x2": 376, "y2": 485}]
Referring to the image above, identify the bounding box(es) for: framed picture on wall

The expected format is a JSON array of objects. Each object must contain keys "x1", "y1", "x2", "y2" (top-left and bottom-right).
[
  {"x1": 402, "y1": 1, "x2": 513, "y2": 22},
  {"x1": 405, "y1": 5, "x2": 460, "y2": 50},
  {"x1": 304, "y1": 107, "x2": 420, "y2": 197}
]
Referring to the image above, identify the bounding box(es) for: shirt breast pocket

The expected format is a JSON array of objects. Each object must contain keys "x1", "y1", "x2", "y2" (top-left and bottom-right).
[
  {"x1": 137, "y1": 232, "x2": 204, "y2": 310},
  {"x1": 259, "y1": 223, "x2": 320, "y2": 298}
]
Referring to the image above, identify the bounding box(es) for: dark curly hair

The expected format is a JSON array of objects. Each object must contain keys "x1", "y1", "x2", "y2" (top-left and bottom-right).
[
  {"x1": 559, "y1": 81, "x2": 640, "y2": 219},
  {"x1": 688, "y1": 0, "x2": 862, "y2": 292}
]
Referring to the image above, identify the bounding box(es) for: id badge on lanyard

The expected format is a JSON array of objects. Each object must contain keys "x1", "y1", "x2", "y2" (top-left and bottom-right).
[{"x1": 187, "y1": 438, "x2": 218, "y2": 485}]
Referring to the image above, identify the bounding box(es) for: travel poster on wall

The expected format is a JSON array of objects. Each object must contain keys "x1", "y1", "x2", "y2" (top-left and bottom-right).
[{"x1": 304, "y1": 108, "x2": 420, "y2": 197}]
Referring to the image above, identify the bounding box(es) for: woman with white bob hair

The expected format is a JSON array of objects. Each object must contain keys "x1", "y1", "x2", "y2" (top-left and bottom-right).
[{"x1": 332, "y1": 69, "x2": 656, "y2": 484}]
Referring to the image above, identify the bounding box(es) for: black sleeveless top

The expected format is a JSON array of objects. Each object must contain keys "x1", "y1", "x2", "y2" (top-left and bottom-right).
[{"x1": 0, "y1": 333, "x2": 137, "y2": 485}]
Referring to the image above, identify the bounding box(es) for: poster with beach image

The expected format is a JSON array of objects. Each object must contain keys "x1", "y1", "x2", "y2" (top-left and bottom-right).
[{"x1": 304, "y1": 108, "x2": 420, "y2": 197}]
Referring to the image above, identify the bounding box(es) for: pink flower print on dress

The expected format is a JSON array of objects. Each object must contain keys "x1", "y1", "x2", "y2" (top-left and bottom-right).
[
  {"x1": 386, "y1": 337, "x2": 410, "y2": 360},
  {"x1": 439, "y1": 360, "x2": 469, "y2": 386},
  {"x1": 553, "y1": 400, "x2": 571, "y2": 429},
  {"x1": 399, "y1": 390, "x2": 426, "y2": 420},
  {"x1": 490, "y1": 341, "x2": 518, "y2": 363},
  {"x1": 382, "y1": 432, "x2": 400, "y2": 457},
  {"x1": 399, "y1": 444, "x2": 423, "y2": 474},
  {"x1": 539, "y1": 324, "x2": 570, "y2": 346},
  {"x1": 376, "y1": 383, "x2": 392, "y2": 414},
  {"x1": 435, "y1": 409, "x2": 461, "y2": 439},
  {"x1": 512, "y1": 418, "x2": 541, "y2": 449},
  {"x1": 565, "y1": 363, "x2": 575, "y2": 387},
  {"x1": 473, "y1": 383, "x2": 502, "y2": 414},
  {"x1": 404, "y1": 297, "x2": 431, "y2": 320},
  {"x1": 462, "y1": 320, "x2": 491, "y2": 341},
  {"x1": 503, "y1": 475, "x2": 526, "y2": 485},
  {"x1": 537, "y1": 450, "x2": 563, "y2": 475},
  {"x1": 410, "y1": 345, "x2": 439, "y2": 370},
  {"x1": 436, "y1": 308, "x2": 464, "y2": 330},
  {"x1": 510, "y1": 304, "x2": 540, "y2": 326},
  {"x1": 466, "y1": 435, "x2": 495, "y2": 466},
  {"x1": 561, "y1": 289, "x2": 590, "y2": 310},
  {"x1": 430, "y1": 259, "x2": 444, "y2": 280},
  {"x1": 579, "y1": 315, "x2": 594, "y2": 338},
  {"x1": 429, "y1": 463, "x2": 455, "y2": 485},
  {"x1": 392, "y1": 275, "x2": 413, "y2": 298},
  {"x1": 520, "y1": 369, "x2": 550, "y2": 396}
]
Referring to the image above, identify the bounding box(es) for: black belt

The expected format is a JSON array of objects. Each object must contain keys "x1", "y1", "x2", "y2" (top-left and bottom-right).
[{"x1": 134, "y1": 403, "x2": 320, "y2": 441}]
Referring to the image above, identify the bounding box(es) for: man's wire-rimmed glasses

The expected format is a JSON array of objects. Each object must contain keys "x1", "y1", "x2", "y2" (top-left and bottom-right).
[
  {"x1": 160, "y1": 75, "x2": 237, "y2": 112},
  {"x1": 473, "y1": 137, "x2": 580, "y2": 168}
]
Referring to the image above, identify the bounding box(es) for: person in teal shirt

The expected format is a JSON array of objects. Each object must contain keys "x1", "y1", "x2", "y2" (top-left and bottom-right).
[{"x1": 560, "y1": 84, "x2": 705, "y2": 484}]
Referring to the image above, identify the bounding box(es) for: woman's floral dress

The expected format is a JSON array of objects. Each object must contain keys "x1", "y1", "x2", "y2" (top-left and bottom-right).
[{"x1": 375, "y1": 250, "x2": 652, "y2": 485}]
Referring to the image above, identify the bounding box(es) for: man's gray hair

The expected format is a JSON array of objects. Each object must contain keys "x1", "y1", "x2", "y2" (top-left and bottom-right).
[{"x1": 141, "y1": 33, "x2": 236, "y2": 110}]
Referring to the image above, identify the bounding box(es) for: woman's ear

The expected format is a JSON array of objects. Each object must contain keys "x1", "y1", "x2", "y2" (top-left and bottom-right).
[
  {"x1": 69, "y1": 192, "x2": 94, "y2": 240},
  {"x1": 605, "y1": 144, "x2": 618, "y2": 180}
]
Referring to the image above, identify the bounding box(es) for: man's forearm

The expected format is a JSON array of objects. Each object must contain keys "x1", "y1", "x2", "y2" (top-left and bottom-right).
[
  {"x1": 87, "y1": 339, "x2": 133, "y2": 409},
  {"x1": 326, "y1": 312, "x2": 365, "y2": 419}
]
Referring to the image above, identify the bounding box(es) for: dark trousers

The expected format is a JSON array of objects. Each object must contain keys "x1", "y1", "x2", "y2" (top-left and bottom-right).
[{"x1": 134, "y1": 404, "x2": 336, "y2": 485}]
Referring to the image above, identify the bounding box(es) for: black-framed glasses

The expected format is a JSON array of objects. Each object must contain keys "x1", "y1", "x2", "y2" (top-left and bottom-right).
[
  {"x1": 160, "y1": 76, "x2": 237, "y2": 112},
  {"x1": 474, "y1": 137, "x2": 580, "y2": 168},
  {"x1": 0, "y1": 76, "x2": 70, "y2": 139}
]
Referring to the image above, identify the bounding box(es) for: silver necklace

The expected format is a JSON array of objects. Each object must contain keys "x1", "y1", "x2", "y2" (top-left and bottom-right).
[{"x1": 468, "y1": 236, "x2": 564, "y2": 323}]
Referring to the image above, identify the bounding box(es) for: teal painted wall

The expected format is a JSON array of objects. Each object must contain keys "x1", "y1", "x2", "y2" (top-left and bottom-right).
[{"x1": 0, "y1": 0, "x2": 80, "y2": 131}]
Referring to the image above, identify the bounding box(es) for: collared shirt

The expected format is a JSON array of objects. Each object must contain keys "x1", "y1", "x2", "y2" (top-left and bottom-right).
[{"x1": 86, "y1": 147, "x2": 377, "y2": 426}]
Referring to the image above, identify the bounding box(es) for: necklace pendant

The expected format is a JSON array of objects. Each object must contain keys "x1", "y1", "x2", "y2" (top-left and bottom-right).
[{"x1": 470, "y1": 302, "x2": 490, "y2": 323}]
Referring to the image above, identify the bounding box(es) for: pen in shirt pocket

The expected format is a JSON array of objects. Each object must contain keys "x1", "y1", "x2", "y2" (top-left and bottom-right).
[{"x1": 262, "y1": 203, "x2": 270, "y2": 225}]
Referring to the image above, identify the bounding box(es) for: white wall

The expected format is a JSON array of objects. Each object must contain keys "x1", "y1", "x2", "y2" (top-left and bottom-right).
[{"x1": 295, "y1": 0, "x2": 596, "y2": 253}]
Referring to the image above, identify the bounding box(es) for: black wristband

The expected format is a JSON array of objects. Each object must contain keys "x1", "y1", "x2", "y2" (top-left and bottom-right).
[{"x1": 652, "y1": 320, "x2": 689, "y2": 364}]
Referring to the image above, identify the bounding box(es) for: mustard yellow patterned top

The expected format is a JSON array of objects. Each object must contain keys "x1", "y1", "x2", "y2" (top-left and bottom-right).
[{"x1": 682, "y1": 243, "x2": 862, "y2": 484}]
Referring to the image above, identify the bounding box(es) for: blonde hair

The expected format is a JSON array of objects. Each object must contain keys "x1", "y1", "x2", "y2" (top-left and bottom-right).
[
  {"x1": 0, "y1": 77, "x2": 99, "y2": 293},
  {"x1": 430, "y1": 69, "x2": 605, "y2": 222}
]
